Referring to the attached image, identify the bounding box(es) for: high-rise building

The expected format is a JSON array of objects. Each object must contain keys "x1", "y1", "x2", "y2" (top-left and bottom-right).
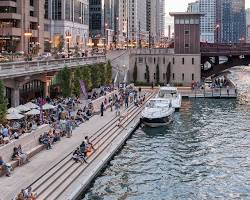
[
  {"x1": 245, "y1": 8, "x2": 250, "y2": 43},
  {"x1": 118, "y1": 0, "x2": 147, "y2": 48},
  {"x1": 187, "y1": 0, "x2": 216, "y2": 43},
  {"x1": 146, "y1": 0, "x2": 166, "y2": 46},
  {"x1": 216, "y1": 0, "x2": 246, "y2": 43},
  {"x1": 50, "y1": 0, "x2": 89, "y2": 50},
  {"x1": 0, "y1": 0, "x2": 50, "y2": 54},
  {"x1": 199, "y1": 0, "x2": 216, "y2": 43},
  {"x1": 187, "y1": 1, "x2": 200, "y2": 13}
]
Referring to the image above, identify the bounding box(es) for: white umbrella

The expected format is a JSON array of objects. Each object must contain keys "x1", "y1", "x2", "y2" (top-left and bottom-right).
[
  {"x1": 7, "y1": 107, "x2": 20, "y2": 114},
  {"x1": 42, "y1": 103, "x2": 55, "y2": 110},
  {"x1": 25, "y1": 109, "x2": 40, "y2": 116},
  {"x1": 6, "y1": 113, "x2": 24, "y2": 120},
  {"x1": 16, "y1": 105, "x2": 30, "y2": 112},
  {"x1": 24, "y1": 102, "x2": 39, "y2": 109}
]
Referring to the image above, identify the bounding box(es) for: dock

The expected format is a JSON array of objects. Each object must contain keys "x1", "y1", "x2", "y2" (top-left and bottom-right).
[{"x1": 0, "y1": 91, "x2": 154, "y2": 200}]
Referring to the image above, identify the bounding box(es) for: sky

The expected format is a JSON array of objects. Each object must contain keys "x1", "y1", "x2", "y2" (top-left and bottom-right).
[{"x1": 165, "y1": 0, "x2": 250, "y2": 33}]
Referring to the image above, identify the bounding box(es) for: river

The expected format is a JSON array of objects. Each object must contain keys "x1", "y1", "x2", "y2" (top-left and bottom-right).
[{"x1": 82, "y1": 98, "x2": 250, "y2": 200}]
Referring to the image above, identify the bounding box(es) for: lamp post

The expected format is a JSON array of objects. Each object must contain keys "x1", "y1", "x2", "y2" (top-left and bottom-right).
[
  {"x1": 24, "y1": 30, "x2": 32, "y2": 56},
  {"x1": 65, "y1": 31, "x2": 72, "y2": 58}
]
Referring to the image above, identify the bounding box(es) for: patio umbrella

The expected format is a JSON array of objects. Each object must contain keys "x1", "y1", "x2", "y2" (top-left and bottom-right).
[
  {"x1": 6, "y1": 113, "x2": 24, "y2": 120},
  {"x1": 42, "y1": 103, "x2": 55, "y2": 110},
  {"x1": 25, "y1": 109, "x2": 40, "y2": 116},
  {"x1": 24, "y1": 102, "x2": 39, "y2": 109},
  {"x1": 7, "y1": 107, "x2": 20, "y2": 114},
  {"x1": 16, "y1": 105, "x2": 30, "y2": 112}
]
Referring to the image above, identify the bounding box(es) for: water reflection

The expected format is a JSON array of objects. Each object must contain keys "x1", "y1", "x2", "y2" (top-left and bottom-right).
[{"x1": 83, "y1": 99, "x2": 250, "y2": 200}]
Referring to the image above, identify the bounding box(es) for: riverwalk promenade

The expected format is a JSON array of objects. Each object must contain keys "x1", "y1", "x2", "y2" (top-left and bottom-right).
[{"x1": 0, "y1": 91, "x2": 154, "y2": 200}]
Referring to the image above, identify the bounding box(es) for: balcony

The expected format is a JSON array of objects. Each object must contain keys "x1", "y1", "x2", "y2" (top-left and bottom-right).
[
  {"x1": 0, "y1": 13, "x2": 21, "y2": 20},
  {"x1": 0, "y1": 27, "x2": 21, "y2": 36},
  {"x1": 0, "y1": 1, "x2": 17, "y2": 7}
]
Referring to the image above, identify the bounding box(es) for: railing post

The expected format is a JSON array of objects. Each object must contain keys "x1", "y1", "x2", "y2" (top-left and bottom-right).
[{"x1": 220, "y1": 87, "x2": 221, "y2": 98}]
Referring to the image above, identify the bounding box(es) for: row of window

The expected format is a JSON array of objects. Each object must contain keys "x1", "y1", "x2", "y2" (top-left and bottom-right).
[
  {"x1": 144, "y1": 73, "x2": 195, "y2": 81},
  {"x1": 137, "y1": 57, "x2": 196, "y2": 65}
]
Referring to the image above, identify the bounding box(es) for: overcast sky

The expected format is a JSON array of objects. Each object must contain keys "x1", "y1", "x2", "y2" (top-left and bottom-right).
[{"x1": 165, "y1": 0, "x2": 250, "y2": 34}]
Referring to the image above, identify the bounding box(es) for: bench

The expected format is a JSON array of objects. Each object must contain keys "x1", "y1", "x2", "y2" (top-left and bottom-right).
[{"x1": 0, "y1": 144, "x2": 45, "y2": 176}]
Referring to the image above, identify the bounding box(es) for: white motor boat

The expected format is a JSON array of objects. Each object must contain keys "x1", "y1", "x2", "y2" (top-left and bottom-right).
[
  {"x1": 155, "y1": 86, "x2": 182, "y2": 110},
  {"x1": 141, "y1": 98, "x2": 175, "y2": 127}
]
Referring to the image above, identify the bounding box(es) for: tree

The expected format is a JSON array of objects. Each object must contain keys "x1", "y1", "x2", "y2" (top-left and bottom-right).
[
  {"x1": 99, "y1": 63, "x2": 106, "y2": 86},
  {"x1": 105, "y1": 60, "x2": 112, "y2": 85},
  {"x1": 72, "y1": 67, "x2": 82, "y2": 97},
  {"x1": 0, "y1": 80, "x2": 7, "y2": 122},
  {"x1": 82, "y1": 66, "x2": 93, "y2": 91},
  {"x1": 166, "y1": 62, "x2": 171, "y2": 84},
  {"x1": 156, "y1": 64, "x2": 160, "y2": 85},
  {"x1": 57, "y1": 66, "x2": 72, "y2": 97},
  {"x1": 91, "y1": 64, "x2": 101, "y2": 88},
  {"x1": 145, "y1": 64, "x2": 150, "y2": 83},
  {"x1": 133, "y1": 61, "x2": 138, "y2": 83}
]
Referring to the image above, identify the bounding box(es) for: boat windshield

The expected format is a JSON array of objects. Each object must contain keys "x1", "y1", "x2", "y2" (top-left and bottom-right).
[{"x1": 146, "y1": 100, "x2": 170, "y2": 108}]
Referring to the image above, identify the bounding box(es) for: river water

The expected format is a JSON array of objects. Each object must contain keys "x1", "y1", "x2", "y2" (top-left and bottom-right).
[
  {"x1": 82, "y1": 67, "x2": 250, "y2": 200},
  {"x1": 83, "y1": 98, "x2": 250, "y2": 200}
]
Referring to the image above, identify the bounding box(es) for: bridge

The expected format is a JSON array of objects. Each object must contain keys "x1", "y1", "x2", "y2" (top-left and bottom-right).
[
  {"x1": 0, "y1": 56, "x2": 106, "y2": 107},
  {"x1": 200, "y1": 42, "x2": 250, "y2": 78},
  {"x1": 0, "y1": 56, "x2": 106, "y2": 80}
]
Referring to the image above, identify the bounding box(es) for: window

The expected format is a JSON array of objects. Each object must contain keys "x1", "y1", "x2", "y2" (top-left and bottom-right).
[
  {"x1": 163, "y1": 57, "x2": 165, "y2": 64},
  {"x1": 192, "y1": 58, "x2": 194, "y2": 65},
  {"x1": 182, "y1": 58, "x2": 185, "y2": 65},
  {"x1": 154, "y1": 57, "x2": 156, "y2": 64},
  {"x1": 192, "y1": 73, "x2": 194, "y2": 81},
  {"x1": 30, "y1": 0, "x2": 34, "y2": 6},
  {"x1": 185, "y1": 30, "x2": 189, "y2": 35},
  {"x1": 185, "y1": 44, "x2": 189, "y2": 48},
  {"x1": 163, "y1": 73, "x2": 166, "y2": 80},
  {"x1": 138, "y1": 57, "x2": 143, "y2": 63},
  {"x1": 172, "y1": 73, "x2": 175, "y2": 80},
  {"x1": 182, "y1": 73, "x2": 184, "y2": 81},
  {"x1": 154, "y1": 73, "x2": 156, "y2": 80},
  {"x1": 173, "y1": 57, "x2": 175, "y2": 64}
]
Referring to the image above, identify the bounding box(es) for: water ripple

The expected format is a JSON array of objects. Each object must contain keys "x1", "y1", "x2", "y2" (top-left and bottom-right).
[{"x1": 83, "y1": 99, "x2": 250, "y2": 200}]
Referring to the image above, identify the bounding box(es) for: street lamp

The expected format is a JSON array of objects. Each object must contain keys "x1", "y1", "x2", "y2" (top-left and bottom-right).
[
  {"x1": 65, "y1": 31, "x2": 72, "y2": 58},
  {"x1": 24, "y1": 30, "x2": 32, "y2": 55}
]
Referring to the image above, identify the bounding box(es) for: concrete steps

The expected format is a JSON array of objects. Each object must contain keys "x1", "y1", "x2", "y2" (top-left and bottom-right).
[{"x1": 31, "y1": 92, "x2": 155, "y2": 200}]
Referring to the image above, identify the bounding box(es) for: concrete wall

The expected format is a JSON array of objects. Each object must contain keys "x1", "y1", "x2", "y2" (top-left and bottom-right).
[
  {"x1": 0, "y1": 125, "x2": 50, "y2": 162},
  {"x1": 128, "y1": 49, "x2": 201, "y2": 86}
]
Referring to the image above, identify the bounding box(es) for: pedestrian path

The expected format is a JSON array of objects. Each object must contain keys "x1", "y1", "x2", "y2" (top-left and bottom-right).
[{"x1": 0, "y1": 106, "x2": 124, "y2": 200}]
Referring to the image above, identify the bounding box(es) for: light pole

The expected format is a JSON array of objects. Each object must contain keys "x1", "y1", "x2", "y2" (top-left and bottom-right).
[
  {"x1": 24, "y1": 30, "x2": 32, "y2": 57},
  {"x1": 65, "y1": 31, "x2": 72, "y2": 58}
]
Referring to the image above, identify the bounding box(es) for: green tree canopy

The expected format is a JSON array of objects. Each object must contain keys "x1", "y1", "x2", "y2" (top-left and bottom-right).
[
  {"x1": 57, "y1": 66, "x2": 72, "y2": 97},
  {"x1": 82, "y1": 66, "x2": 93, "y2": 91},
  {"x1": 91, "y1": 64, "x2": 101, "y2": 88},
  {"x1": 105, "y1": 60, "x2": 112, "y2": 85}
]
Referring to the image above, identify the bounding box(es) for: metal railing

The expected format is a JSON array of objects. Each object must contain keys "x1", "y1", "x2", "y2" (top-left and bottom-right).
[{"x1": 0, "y1": 56, "x2": 106, "y2": 79}]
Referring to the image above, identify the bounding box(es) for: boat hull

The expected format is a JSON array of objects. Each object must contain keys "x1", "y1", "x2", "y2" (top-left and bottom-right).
[{"x1": 141, "y1": 115, "x2": 173, "y2": 127}]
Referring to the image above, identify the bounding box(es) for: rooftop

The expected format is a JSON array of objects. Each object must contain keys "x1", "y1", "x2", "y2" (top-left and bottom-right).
[{"x1": 169, "y1": 12, "x2": 205, "y2": 16}]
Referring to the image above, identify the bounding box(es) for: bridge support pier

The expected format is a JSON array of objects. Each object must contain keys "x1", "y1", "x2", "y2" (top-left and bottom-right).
[{"x1": 11, "y1": 86, "x2": 20, "y2": 107}]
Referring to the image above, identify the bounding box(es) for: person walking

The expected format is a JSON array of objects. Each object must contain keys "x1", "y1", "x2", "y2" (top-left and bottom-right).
[
  {"x1": 125, "y1": 94, "x2": 129, "y2": 108},
  {"x1": 100, "y1": 102, "x2": 104, "y2": 116}
]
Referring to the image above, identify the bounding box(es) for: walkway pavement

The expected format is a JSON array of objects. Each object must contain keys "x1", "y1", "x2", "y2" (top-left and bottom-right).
[{"x1": 0, "y1": 107, "x2": 121, "y2": 200}]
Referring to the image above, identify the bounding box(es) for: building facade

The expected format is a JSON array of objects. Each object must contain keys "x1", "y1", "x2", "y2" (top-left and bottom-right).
[
  {"x1": 50, "y1": 0, "x2": 89, "y2": 51},
  {"x1": 187, "y1": 0, "x2": 216, "y2": 43},
  {"x1": 245, "y1": 8, "x2": 250, "y2": 43},
  {"x1": 217, "y1": 0, "x2": 246, "y2": 43},
  {"x1": 199, "y1": 0, "x2": 216, "y2": 43},
  {"x1": 128, "y1": 13, "x2": 202, "y2": 86},
  {"x1": 146, "y1": 0, "x2": 166, "y2": 47},
  {"x1": 0, "y1": 0, "x2": 50, "y2": 54},
  {"x1": 187, "y1": 1, "x2": 200, "y2": 13},
  {"x1": 118, "y1": 0, "x2": 147, "y2": 48}
]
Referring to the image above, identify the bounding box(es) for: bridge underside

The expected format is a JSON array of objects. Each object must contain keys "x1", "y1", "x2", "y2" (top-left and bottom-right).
[{"x1": 201, "y1": 55, "x2": 250, "y2": 78}]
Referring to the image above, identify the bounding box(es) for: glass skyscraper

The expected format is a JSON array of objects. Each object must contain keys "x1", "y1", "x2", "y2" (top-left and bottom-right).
[{"x1": 217, "y1": 0, "x2": 246, "y2": 43}]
